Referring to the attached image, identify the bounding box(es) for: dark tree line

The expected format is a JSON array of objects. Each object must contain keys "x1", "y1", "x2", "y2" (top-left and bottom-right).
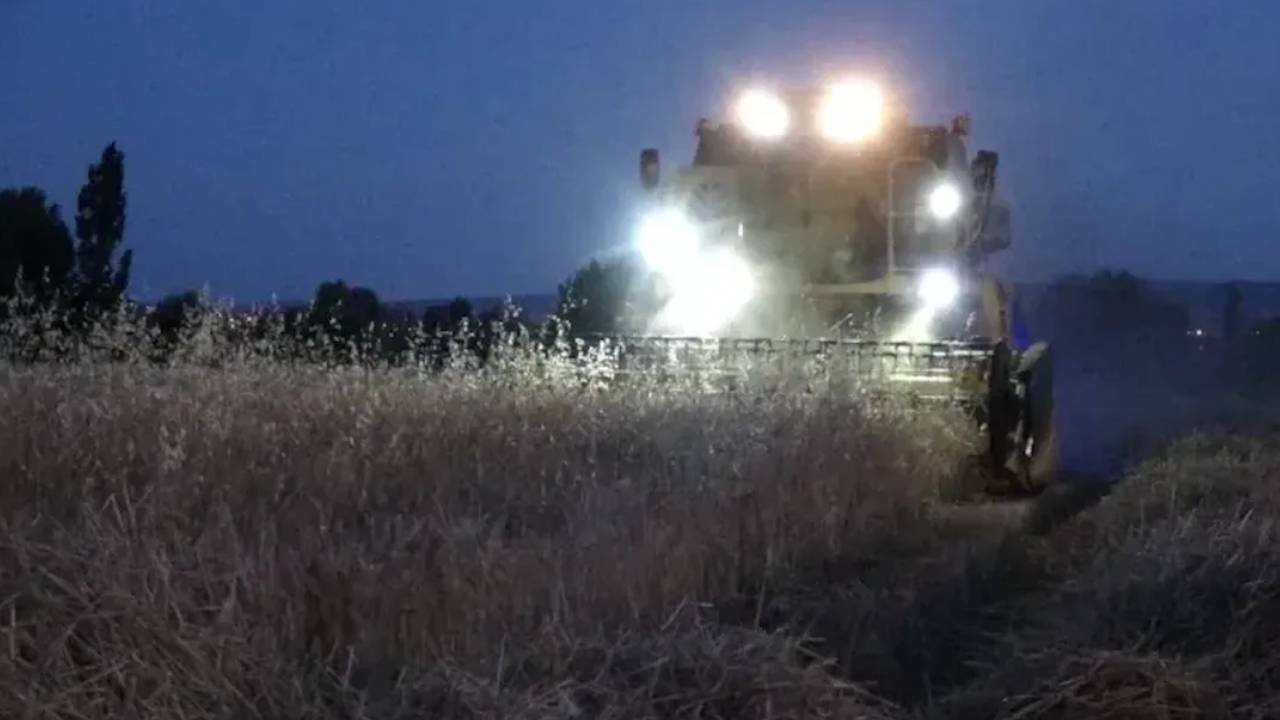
[
  {"x1": 143, "y1": 283, "x2": 537, "y2": 368},
  {"x1": 0, "y1": 187, "x2": 72, "y2": 307},
  {"x1": 0, "y1": 141, "x2": 563, "y2": 367},
  {"x1": 553, "y1": 256, "x2": 653, "y2": 336},
  {"x1": 0, "y1": 139, "x2": 645, "y2": 366},
  {"x1": 0, "y1": 142, "x2": 131, "y2": 320}
]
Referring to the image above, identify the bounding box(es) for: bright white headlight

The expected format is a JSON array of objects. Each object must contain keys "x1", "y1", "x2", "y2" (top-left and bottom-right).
[
  {"x1": 818, "y1": 80, "x2": 884, "y2": 144},
  {"x1": 735, "y1": 89, "x2": 790, "y2": 140},
  {"x1": 917, "y1": 267, "x2": 960, "y2": 310},
  {"x1": 928, "y1": 182, "x2": 963, "y2": 220},
  {"x1": 661, "y1": 247, "x2": 755, "y2": 336},
  {"x1": 636, "y1": 208, "x2": 699, "y2": 275},
  {"x1": 700, "y1": 247, "x2": 755, "y2": 313}
]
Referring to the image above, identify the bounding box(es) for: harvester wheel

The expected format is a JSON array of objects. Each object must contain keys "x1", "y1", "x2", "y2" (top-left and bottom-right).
[
  {"x1": 1015, "y1": 341, "x2": 1059, "y2": 493},
  {"x1": 985, "y1": 340, "x2": 1058, "y2": 495}
]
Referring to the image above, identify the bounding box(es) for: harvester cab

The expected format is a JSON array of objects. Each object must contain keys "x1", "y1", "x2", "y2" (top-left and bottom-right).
[
  {"x1": 614, "y1": 79, "x2": 1056, "y2": 495},
  {"x1": 636, "y1": 83, "x2": 1013, "y2": 342}
]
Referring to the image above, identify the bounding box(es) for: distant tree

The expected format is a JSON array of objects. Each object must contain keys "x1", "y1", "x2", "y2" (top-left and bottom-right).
[
  {"x1": 556, "y1": 257, "x2": 648, "y2": 335},
  {"x1": 0, "y1": 187, "x2": 74, "y2": 306},
  {"x1": 1222, "y1": 281, "x2": 1243, "y2": 340},
  {"x1": 476, "y1": 296, "x2": 531, "y2": 347},
  {"x1": 72, "y1": 142, "x2": 132, "y2": 315},
  {"x1": 149, "y1": 290, "x2": 203, "y2": 345},
  {"x1": 448, "y1": 297, "x2": 472, "y2": 329},
  {"x1": 308, "y1": 280, "x2": 382, "y2": 343},
  {"x1": 1032, "y1": 269, "x2": 1189, "y2": 371},
  {"x1": 281, "y1": 306, "x2": 307, "y2": 342},
  {"x1": 422, "y1": 296, "x2": 474, "y2": 335}
]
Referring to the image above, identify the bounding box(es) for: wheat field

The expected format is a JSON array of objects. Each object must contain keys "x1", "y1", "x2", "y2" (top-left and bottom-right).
[{"x1": 1, "y1": 311, "x2": 1278, "y2": 718}]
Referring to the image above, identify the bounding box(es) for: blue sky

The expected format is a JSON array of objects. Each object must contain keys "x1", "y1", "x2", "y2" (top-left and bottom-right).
[{"x1": 3, "y1": 1, "x2": 1278, "y2": 302}]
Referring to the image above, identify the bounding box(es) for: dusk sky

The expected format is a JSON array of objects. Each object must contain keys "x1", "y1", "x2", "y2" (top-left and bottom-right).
[{"x1": 3, "y1": 1, "x2": 1279, "y2": 303}]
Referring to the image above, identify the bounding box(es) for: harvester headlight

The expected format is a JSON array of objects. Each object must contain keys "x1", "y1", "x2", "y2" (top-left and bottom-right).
[
  {"x1": 735, "y1": 89, "x2": 790, "y2": 140},
  {"x1": 700, "y1": 247, "x2": 755, "y2": 316},
  {"x1": 818, "y1": 80, "x2": 884, "y2": 144},
  {"x1": 927, "y1": 182, "x2": 963, "y2": 220},
  {"x1": 636, "y1": 208, "x2": 699, "y2": 276},
  {"x1": 917, "y1": 267, "x2": 960, "y2": 310},
  {"x1": 663, "y1": 247, "x2": 755, "y2": 335}
]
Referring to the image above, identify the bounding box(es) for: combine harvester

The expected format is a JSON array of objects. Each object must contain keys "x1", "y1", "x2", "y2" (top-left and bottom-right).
[{"x1": 580, "y1": 78, "x2": 1057, "y2": 495}]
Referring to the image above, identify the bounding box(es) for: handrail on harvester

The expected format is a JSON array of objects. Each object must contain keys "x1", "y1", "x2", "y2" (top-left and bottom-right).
[
  {"x1": 561, "y1": 332, "x2": 1003, "y2": 404},
  {"x1": 567, "y1": 332, "x2": 1000, "y2": 355}
]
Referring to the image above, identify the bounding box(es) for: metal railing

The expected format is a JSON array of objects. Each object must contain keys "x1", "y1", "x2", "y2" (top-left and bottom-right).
[{"x1": 567, "y1": 333, "x2": 998, "y2": 402}]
